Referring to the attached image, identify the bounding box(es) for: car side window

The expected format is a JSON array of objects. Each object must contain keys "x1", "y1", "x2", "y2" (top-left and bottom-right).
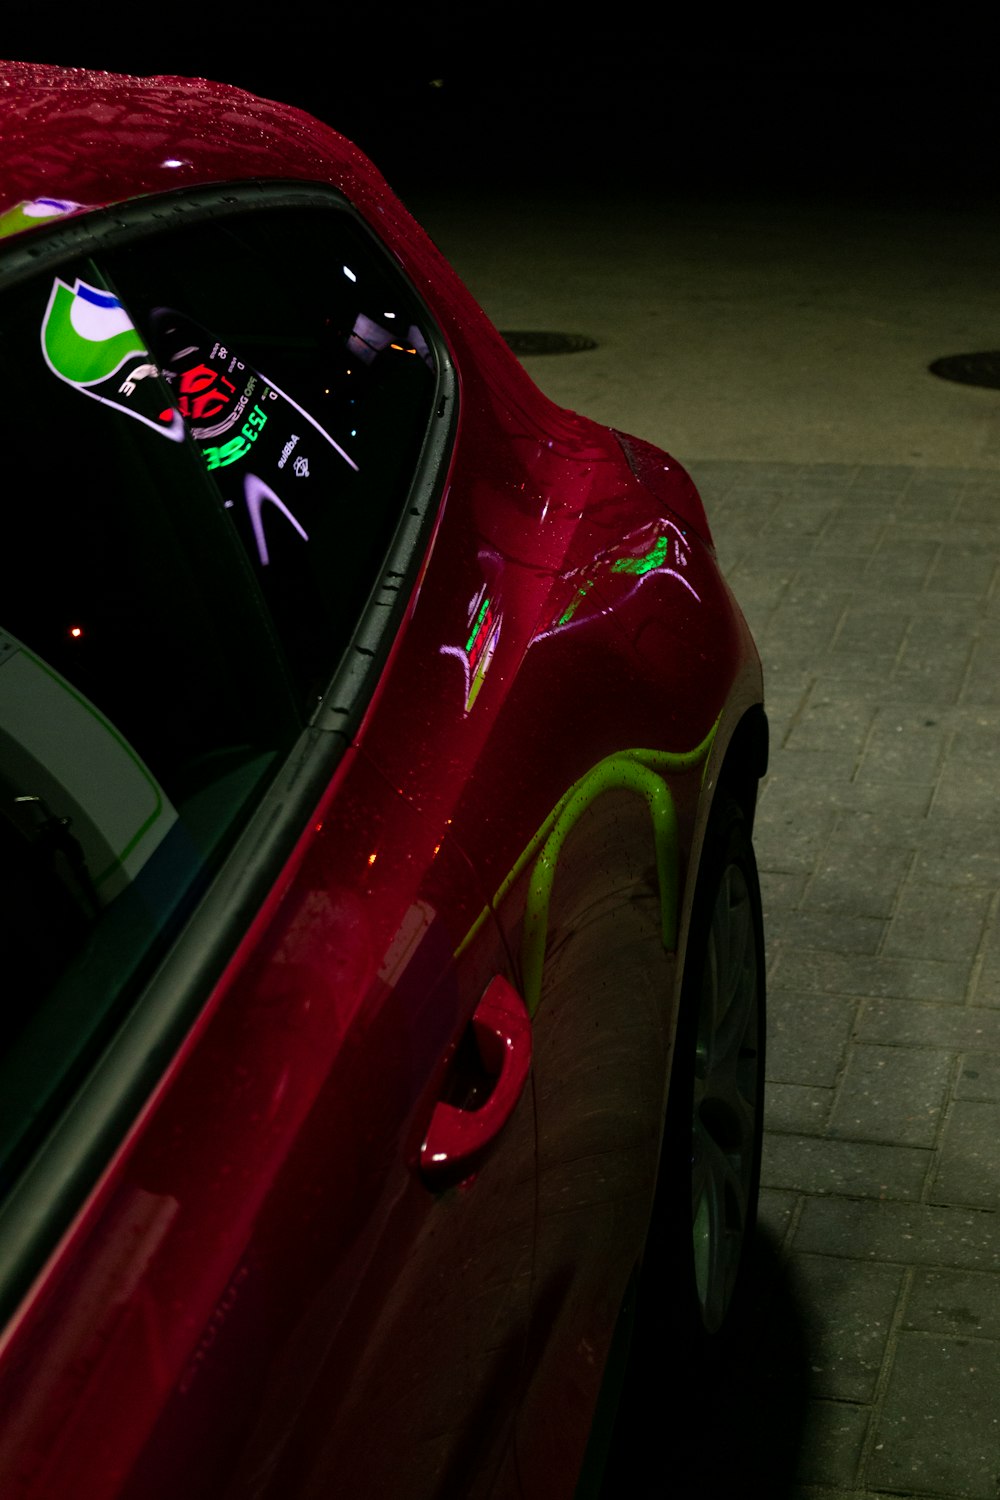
[
  {"x1": 103, "y1": 204, "x2": 439, "y2": 713},
  {"x1": 0, "y1": 255, "x2": 305, "y2": 1188},
  {"x1": 0, "y1": 199, "x2": 440, "y2": 1198}
]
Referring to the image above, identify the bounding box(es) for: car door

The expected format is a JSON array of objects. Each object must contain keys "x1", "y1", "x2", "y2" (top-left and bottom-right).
[
  {"x1": 360, "y1": 429, "x2": 739, "y2": 1495},
  {"x1": 342, "y1": 406, "x2": 696, "y2": 1491}
]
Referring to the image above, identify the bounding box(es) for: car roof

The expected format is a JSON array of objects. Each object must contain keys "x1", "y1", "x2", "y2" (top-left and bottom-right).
[{"x1": 0, "y1": 59, "x2": 386, "y2": 234}]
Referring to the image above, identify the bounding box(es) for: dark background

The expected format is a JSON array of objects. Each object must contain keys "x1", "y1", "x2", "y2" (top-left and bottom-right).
[{"x1": 5, "y1": 9, "x2": 999, "y2": 204}]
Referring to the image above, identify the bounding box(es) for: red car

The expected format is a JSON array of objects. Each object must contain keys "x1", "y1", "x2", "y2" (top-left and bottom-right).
[{"x1": 0, "y1": 60, "x2": 767, "y2": 1499}]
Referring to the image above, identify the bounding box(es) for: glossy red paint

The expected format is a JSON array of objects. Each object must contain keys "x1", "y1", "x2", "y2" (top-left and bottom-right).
[{"x1": 0, "y1": 61, "x2": 766, "y2": 1499}]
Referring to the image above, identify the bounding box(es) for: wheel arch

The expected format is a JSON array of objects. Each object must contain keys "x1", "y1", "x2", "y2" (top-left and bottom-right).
[{"x1": 715, "y1": 700, "x2": 769, "y2": 832}]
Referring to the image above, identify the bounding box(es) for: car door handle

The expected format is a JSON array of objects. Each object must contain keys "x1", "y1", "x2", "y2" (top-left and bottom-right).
[{"x1": 420, "y1": 974, "x2": 532, "y2": 1183}]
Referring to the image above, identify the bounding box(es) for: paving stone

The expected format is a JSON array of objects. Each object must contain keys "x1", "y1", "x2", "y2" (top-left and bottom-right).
[
  {"x1": 792, "y1": 552, "x2": 888, "y2": 590},
  {"x1": 905, "y1": 1269, "x2": 1000, "y2": 1340},
  {"x1": 941, "y1": 709, "x2": 1000, "y2": 760},
  {"x1": 812, "y1": 652, "x2": 912, "y2": 691},
  {"x1": 760, "y1": 755, "x2": 891, "y2": 801},
  {"x1": 858, "y1": 998, "x2": 1000, "y2": 1051},
  {"x1": 850, "y1": 464, "x2": 922, "y2": 490},
  {"x1": 767, "y1": 1082, "x2": 836, "y2": 1133},
  {"x1": 900, "y1": 487, "x2": 967, "y2": 523},
  {"x1": 785, "y1": 1253, "x2": 903, "y2": 1402},
  {"x1": 777, "y1": 583, "x2": 861, "y2": 612},
  {"x1": 828, "y1": 1044, "x2": 952, "y2": 1146},
  {"x1": 864, "y1": 534, "x2": 939, "y2": 586},
  {"x1": 760, "y1": 869, "x2": 810, "y2": 910},
  {"x1": 898, "y1": 590, "x2": 987, "y2": 623},
  {"x1": 880, "y1": 664, "x2": 967, "y2": 708},
  {"x1": 784, "y1": 695, "x2": 877, "y2": 756},
  {"x1": 868, "y1": 1332, "x2": 1000, "y2": 1497},
  {"x1": 956, "y1": 487, "x2": 1000, "y2": 525},
  {"x1": 794, "y1": 1198, "x2": 1000, "y2": 1272},
  {"x1": 757, "y1": 1187, "x2": 800, "y2": 1250},
  {"x1": 955, "y1": 1053, "x2": 1000, "y2": 1101},
  {"x1": 912, "y1": 839, "x2": 1000, "y2": 890},
  {"x1": 717, "y1": 571, "x2": 787, "y2": 622},
  {"x1": 772, "y1": 948, "x2": 972, "y2": 1005},
  {"x1": 739, "y1": 532, "x2": 823, "y2": 572},
  {"x1": 973, "y1": 960, "x2": 1000, "y2": 1009},
  {"x1": 883, "y1": 883, "x2": 991, "y2": 965},
  {"x1": 757, "y1": 664, "x2": 814, "y2": 698},
  {"x1": 816, "y1": 519, "x2": 887, "y2": 557},
  {"x1": 834, "y1": 764, "x2": 938, "y2": 816},
  {"x1": 894, "y1": 619, "x2": 976, "y2": 688},
  {"x1": 928, "y1": 544, "x2": 1000, "y2": 599},
  {"x1": 762, "y1": 599, "x2": 849, "y2": 653},
  {"x1": 794, "y1": 1399, "x2": 871, "y2": 1488},
  {"x1": 909, "y1": 611, "x2": 990, "y2": 652},
  {"x1": 968, "y1": 618, "x2": 1000, "y2": 651},
  {"x1": 762, "y1": 1132, "x2": 930, "y2": 1200},
  {"x1": 765, "y1": 498, "x2": 840, "y2": 535},
  {"x1": 684, "y1": 459, "x2": 747, "y2": 491},
  {"x1": 759, "y1": 747, "x2": 862, "y2": 785},
  {"x1": 831, "y1": 807, "x2": 928, "y2": 849},
  {"x1": 854, "y1": 710, "x2": 947, "y2": 783},
  {"x1": 799, "y1": 463, "x2": 860, "y2": 486},
  {"x1": 801, "y1": 840, "x2": 911, "y2": 919},
  {"x1": 831, "y1": 607, "x2": 909, "y2": 661},
  {"x1": 970, "y1": 895, "x2": 1000, "y2": 992},
  {"x1": 757, "y1": 702, "x2": 814, "y2": 747},
  {"x1": 754, "y1": 803, "x2": 838, "y2": 877},
  {"x1": 769, "y1": 911, "x2": 885, "y2": 956},
  {"x1": 960, "y1": 643, "x2": 1000, "y2": 706},
  {"x1": 931, "y1": 1101, "x2": 1000, "y2": 1208},
  {"x1": 931, "y1": 765, "x2": 1000, "y2": 821},
  {"x1": 712, "y1": 478, "x2": 791, "y2": 506},
  {"x1": 767, "y1": 991, "x2": 857, "y2": 1087}
]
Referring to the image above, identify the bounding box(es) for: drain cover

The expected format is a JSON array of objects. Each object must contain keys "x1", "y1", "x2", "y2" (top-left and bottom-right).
[
  {"x1": 499, "y1": 330, "x2": 598, "y2": 355},
  {"x1": 929, "y1": 352, "x2": 1000, "y2": 389}
]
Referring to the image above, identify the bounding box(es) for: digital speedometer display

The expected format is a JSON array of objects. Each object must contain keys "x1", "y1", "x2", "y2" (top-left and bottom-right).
[{"x1": 146, "y1": 308, "x2": 360, "y2": 568}]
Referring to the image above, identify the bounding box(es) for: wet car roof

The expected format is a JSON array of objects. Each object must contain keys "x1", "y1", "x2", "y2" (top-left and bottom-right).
[{"x1": 0, "y1": 60, "x2": 384, "y2": 232}]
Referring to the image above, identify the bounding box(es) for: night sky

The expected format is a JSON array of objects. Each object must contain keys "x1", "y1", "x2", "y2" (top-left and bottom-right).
[{"x1": 4, "y1": 12, "x2": 998, "y2": 203}]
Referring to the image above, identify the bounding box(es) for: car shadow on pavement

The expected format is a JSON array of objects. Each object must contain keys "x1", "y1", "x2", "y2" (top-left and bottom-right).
[{"x1": 596, "y1": 1227, "x2": 809, "y2": 1498}]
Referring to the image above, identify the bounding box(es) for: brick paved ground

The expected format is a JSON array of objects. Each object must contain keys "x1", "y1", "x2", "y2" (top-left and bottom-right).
[{"x1": 686, "y1": 458, "x2": 1000, "y2": 1500}]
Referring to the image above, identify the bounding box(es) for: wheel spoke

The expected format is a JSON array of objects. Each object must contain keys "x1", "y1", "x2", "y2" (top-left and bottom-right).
[{"x1": 691, "y1": 1122, "x2": 750, "y2": 1333}]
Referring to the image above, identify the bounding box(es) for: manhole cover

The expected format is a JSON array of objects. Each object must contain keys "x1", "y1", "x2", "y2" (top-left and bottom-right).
[
  {"x1": 929, "y1": 352, "x2": 1000, "y2": 389},
  {"x1": 499, "y1": 330, "x2": 598, "y2": 355}
]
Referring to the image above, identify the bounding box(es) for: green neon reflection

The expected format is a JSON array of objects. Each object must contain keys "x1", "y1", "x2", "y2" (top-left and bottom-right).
[
  {"x1": 456, "y1": 723, "x2": 718, "y2": 1017},
  {"x1": 556, "y1": 579, "x2": 595, "y2": 628},
  {"x1": 611, "y1": 534, "x2": 669, "y2": 576},
  {"x1": 466, "y1": 596, "x2": 491, "y2": 654},
  {"x1": 554, "y1": 533, "x2": 677, "y2": 631}
]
